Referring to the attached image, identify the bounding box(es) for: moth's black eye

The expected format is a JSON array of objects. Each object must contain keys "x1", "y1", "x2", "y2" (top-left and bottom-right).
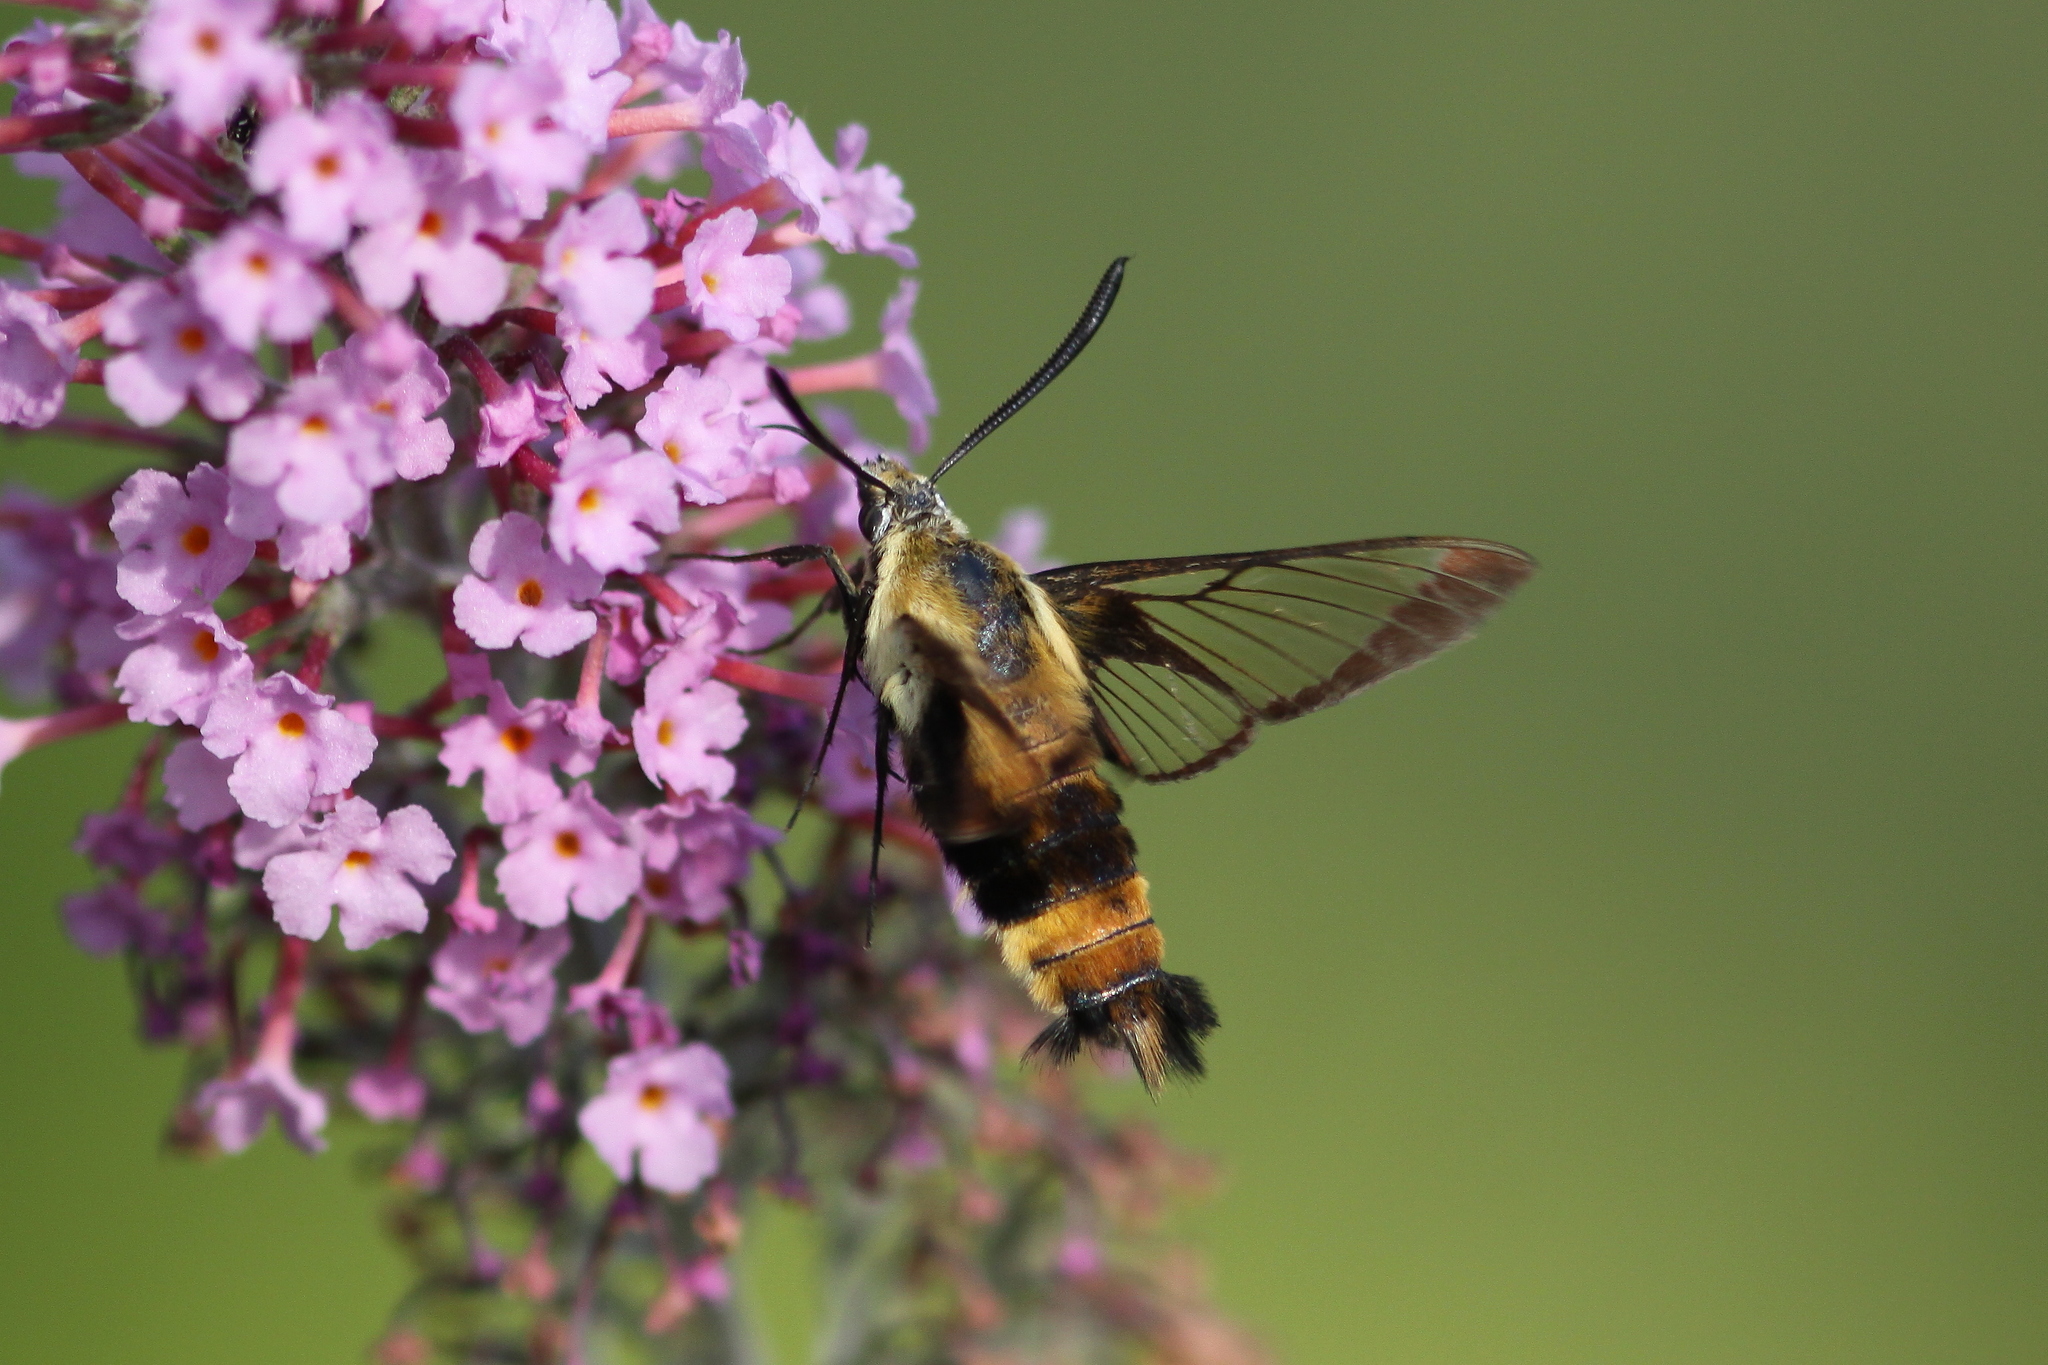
[{"x1": 859, "y1": 501, "x2": 891, "y2": 542}]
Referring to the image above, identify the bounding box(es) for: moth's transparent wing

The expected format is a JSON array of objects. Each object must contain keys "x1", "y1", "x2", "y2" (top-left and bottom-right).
[{"x1": 1033, "y1": 537, "x2": 1536, "y2": 781}]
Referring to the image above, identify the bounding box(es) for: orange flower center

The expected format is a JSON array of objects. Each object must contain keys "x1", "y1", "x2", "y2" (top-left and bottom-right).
[
  {"x1": 343, "y1": 849, "x2": 374, "y2": 869},
  {"x1": 180, "y1": 523, "x2": 212, "y2": 555},
  {"x1": 655, "y1": 718, "x2": 674, "y2": 747},
  {"x1": 576, "y1": 488, "x2": 601, "y2": 513},
  {"x1": 245, "y1": 251, "x2": 270, "y2": 276},
  {"x1": 194, "y1": 28, "x2": 221, "y2": 55},
  {"x1": 638, "y1": 1084, "x2": 668, "y2": 1110},
  {"x1": 516, "y1": 578, "x2": 546, "y2": 608},
  {"x1": 276, "y1": 711, "x2": 308, "y2": 738},
  {"x1": 700, "y1": 272, "x2": 719, "y2": 293},
  {"x1": 176, "y1": 325, "x2": 207, "y2": 355},
  {"x1": 500, "y1": 725, "x2": 535, "y2": 754},
  {"x1": 190, "y1": 630, "x2": 220, "y2": 664},
  {"x1": 300, "y1": 415, "x2": 328, "y2": 436},
  {"x1": 418, "y1": 209, "x2": 445, "y2": 238},
  {"x1": 662, "y1": 440, "x2": 682, "y2": 464},
  {"x1": 644, "y1": 871, "x2": 673, "y2": 898},
  {"x1": 484, "y1": 955, "x2": 514, "y2": 974},
  {"x1": 313, "y1": 152, "x2": 342, "y2": 179},
  {"x1": 554, "y1": 830, "x2": 582, "y2": 858}
]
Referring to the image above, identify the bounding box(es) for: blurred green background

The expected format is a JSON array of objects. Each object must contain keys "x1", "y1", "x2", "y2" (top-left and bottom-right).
[{"x1": 3, "y1": 1, "x2": 2045, "y2": 1360}]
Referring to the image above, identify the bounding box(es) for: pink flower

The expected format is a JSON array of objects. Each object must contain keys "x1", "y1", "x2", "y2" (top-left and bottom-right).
[
  {"x1": 452, "y1": 512, "x2": 603, "y2": 657},
  {"x1": 439, "y1": 678, "x2": 585, "y2": 823},
  {"x1": 316, "y1": 321, "x2": 454, "y2": 482},
  {"x1": 190, "y1": 216, "x2": 330, "y2": 350},
  {"x1": 992, "y1": 507, "x2": 1052, "y2": 573},
  {"x1": 0, "y1": 282, "x2": 75, "y2": 428},
  {"x1": 576, "y1": 1042, "x2": 732, "y2": 1194},
  {"x1": 829, "y1": 124, "x2": 917, "y2": 267},
  {"x1": 134, "y1": 0, "x2": 297, "y2": 134},
  {"x1": 348, "y1": 1064, "x2": 428, "y2": 1122},
  {"x1": 426, "y1": 919, "x2": 569, "y2": 1044},
  {"x1": 655, "y1": 556, "x2": 792, "y2": 654},
  {"x1": 225, "y1": 375, "x2": 380, "y2": 528},
  {"x1": 543, "y1": 191, "x2": 654, "y2": 340},
  {"x1": 197, "y1": 1054, "x2": 327, "y2": 1154},
  {"x1": 263, "y1": 796, "x2": 455, "y2": 948},
  {"x1": 109, "y1": 465, "x2": 255, "y2": 615},
  {"x1": 113, "y1": 610, "x2": 251, "y2": 726},
  {"x1": 635, "y1": 365, "x2": 753, "y2": 504},
  {"x1": 385, "y1": 0, "x2": 495, "y2": 49},
  {"x1": 548, "y1": 430, "x2": 680, "y2": 575},
  {"x1": 102, "y1": 278, "x2": 264, "y2": 427},
  {"x1": 162, "y1": 735, "x2": 239, "y2": 830},
  {"x1": 679, "y1": 208, "x2": 791, "y2": 345},
  {"x1": 631, "y1": 653, "x2": 746, "y2": 799},
  {"x1": 702, "y1": 100, "x2": 844, "y2": 245},
  {"x1": 489, "y1": 0, "x2": 631, "y2": 147},
  {"x1": 450, "y1": 62, "x2": 590, "y2": 220},
  {"x1": 495, "y1": 781, "x2": 640, "y2": 927},
  {"x1": 566, "y1": 981, "x2": 678, "y2": 1049},
  {"x1": 249, "y1": 93, "x2": 415, "y2": 251},
  {"x1": 75, "y1": 808, "x2": 182, "y2": 880},
  {"x1": 62, "y1": 883, "x2": 170, "y2": 957},
  {"x1": 474, "y1": 378, "x2": 555, "y2": 468},
  {"x1": 631, "y1": 9, "x2": 746, "y2": 127},
  {"x1": 559, "y1": 318, "x2": 663, "y2": 409},
  {"x1": 348, "y1": 159, "x2": 514, "y2": 325},
  {"x1": 201, "y1": 671, "x2": 377, "y2": 827},
  {"x1": 627, "y1": 793, "x2": 777, "y2": 925},
  {"x1": 785, "y1": 244, "x2": 849, "y2": 341},
  {"x1": 877, "y1": 277, "x2": 937, "y2": 451}
]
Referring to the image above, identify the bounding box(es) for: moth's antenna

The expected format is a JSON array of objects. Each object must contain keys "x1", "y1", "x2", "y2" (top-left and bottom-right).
[
  {"x1": 767, "y1": 368, "x2": 888, "y2": 492},
  {"x1": 929, "y1": 256, "x2": 1128, "y2": 484}
]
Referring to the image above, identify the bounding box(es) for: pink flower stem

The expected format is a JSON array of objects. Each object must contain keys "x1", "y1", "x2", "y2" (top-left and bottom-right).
[
  {"x1": 575, "y1": 610, "x2": 615, "y2": 712},
  {"x1": 96, "y1": 138, "x2": 228, "y2": 223},
  {"x1": 297, "y1": 632, "x2": 333, "y2": 688},
  {"x1": 441, "y1": 333, "x2": 513, "y2": 401},
  {"x1": 309, "y1": 18, "x2": 400, "y2": 52},
  {"x1": 40, "y1": 417, "x2": 211, "y2": 455},
  {"x1": 371, "y1": 713, "x2": 441, "y2": 740},
  {"x1": 589, "y1": 901, "x2": 649, "y2": 994},
  {"x1": 480, "y1": 234, "x2": 544, "y2": 266},
  {"x1": 68, "y1": 69, "x2": 131, "y2": 103},
  {"x1": 662, "y1": 326, "x2": 733, "y2": 363},
  {"x1": 677, "y1": 496, "x2": 783, "y2": 546},
  {"x1": 59, "y1": 149, "x2": 147, "y2": 231},
  {"x1": 392, "y1": 115, "x2": 461, "y2": 149},
  {"x1": 55, "y1": 298, "x2": 108, "y2": 349},
  {"x1": 225, "y1": 596, "x2": 299, "y2": 640},
  {"x1": 0, "y1": 227, "x2": 46, "y2": 260},
  {"x1": 252, "y1": 936, "x2": 311, "y2": 1069},
  {"x1": 710, "y1": 656, "x2": 839, "y2": 706},
  {"x1": 0, "y1": 700, "x2": 126, "y2": 771},
  {"x1": 528, "y1": 350, "x2": 581, "y2": 435},
  {"x1": 29, "y1": 285, "x2": 112, "y2": 309},
  {"x1": 606, "y1": 102, "x2": 714, "y2": 138},
  {"x1": 785, "y1": 354, "x2": 884, "y2": 396},
  {"x1": 747, "y1": 222, "x2": 817, "y2": 255},
  {"x1": 0, "y1": 107, "x2": 96, "y2": 152},
  {"x1": 649, "y1": 279, "x2": 691, "y2": 314},
  {"x1": 473, "y1": 306, "x2": 557, "y2": 337},
  {"x1": 666, "y1": 181, "x2": 790, "y2": 254},
  {"x1": 746, "y1": 564, "x2": 837, "y2": 602},
  {"x1": 632, "y1": 571, "x2": 688, "y2": 617},
  {"x1": 321, "y1": 268, "x2": 383, "y2": 334},
  {"x1": 69, "y1": 356, "x2": 104, "y2": 384},
  {"x1": 511, "y1": 445, "x2": 558, "y2": 492},
  {"x1": 123, "y1": 734, "x2": 164, "y2": 810}
]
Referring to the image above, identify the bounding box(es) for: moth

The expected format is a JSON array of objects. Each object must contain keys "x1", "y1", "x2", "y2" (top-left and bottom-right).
[{"x1": 728, "y1": 259, "x2": 1536, "y2": 1091}]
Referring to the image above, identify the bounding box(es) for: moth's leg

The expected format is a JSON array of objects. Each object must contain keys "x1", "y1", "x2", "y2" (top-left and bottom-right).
[
  {"x1": 730, "y1": 590, "x2": 836, "y2": 657},
  {"x1": 785, "y1": 650, "x2": 864, "y2": 831},
  {"x1": 867, "y1": 701, "x2": 895, "y2": 948},
  {"x1": 671, "y1": 544, "x2": 860, "y2": 606}
]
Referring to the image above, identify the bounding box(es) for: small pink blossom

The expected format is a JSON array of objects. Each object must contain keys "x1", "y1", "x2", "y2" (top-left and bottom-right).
[
  {"x1": 201, "y1": 671, "x2": 377, "y2": 828},
  {"x1": 559, "y1": 318, "x2": 664, "y2": 408},
  {"x1": 679, "y1": 208, "x2": 791, "y2": 345},
  {"x1": 197, "y1": 1055, "x2": 327, "y2": 1154},
  {"x1": 316, "y1": 321, "x2": 455, "y2": 481},
  {"x1": 348, "y1": 1064, "x2": 428, "y2": 1122},
  {"x1": 577, "y1": 1042, "x2": 732, "y2": 1194},
  {"x1": 566, "y1": 981, "x2": 677, "y2": 1049},
  {"x1": 109, "y1": 465, "x2": 255, "y2": 616},
  {"x1": 263, "y1": 797, "x2": 455, "y2": 949},
  {"x1": 496, "y1": 782, "x2": 640, "y2": 927},
  {"x1": 102, "y1": 278, "x2": 264, "y2": 427},
  {"x1": 427, "y1": 919, "x2": 569, "y2": 1044},
  {"x1": 631, "y1": 653, "x2": 746, "y2": 799},
  {"x1": 877, "y1": 277, "x2": 938, "y2": 451},
  {"x1": 543, "y1": 191, "x2": 654, "y2": 340},
  {"x1": 439, "y1": 678, "x2": 585, "y2": 823},
  {"x1": 348, "y1": 159, "x2": 514, "y2": 325},
  {"x1": 829, "y1": 124, "x2": 917, "y2": 267},
  {"x1": 635, "y1": 365, "x2": 753, "y2": 504},
  {"x1": 162, "y1": 735, "x2": 239, "y2": 830},
  {"x1": 386, "y1": 0, "x2": 496, "y2": 49},
  {"x1": 474, "y1": 378, "x2": 557, "y2": 467},
  {"x1": 190, "y1": 216, "x2": 330, "y2": 350},
  {"x1": 225, "y1": 375, "x2": 381, "y2": 529},
  {"x1": 702, "y1": 100, "x2": 844, "y2": 245},
  {"x1": 134, "y1": 0, "x2": 297, "y2": 134},
  {"x1": 453, "y1": 512, "x2": 603, "y2": 657},
  {"x1": 627, "y1": 794, "x2": 777, "y2": 925},
  {"x1": 450, "y1": 62, "x2": 590, "y2": 220},
  {"x1": 113, "y1": 610, "x2": 251, "y2": 727},
  {"x1": 488, "y1": 0, "x2": 631, "y2": 147},
  {"x1": 548, "y1": 431, "x2": 680, "y2": 575},
  {"x1": 0, "y1": 282, "x2": 75, "y2": 429},
  {"x1": 249, "y1": 93, "x2": 416, "y2": 251},
  {"x1": 630, "y1": 9, "x2": 746, "y2": 128},
  {"x1": 75, "y1": 808, "x2": 182, "y2": 880}
]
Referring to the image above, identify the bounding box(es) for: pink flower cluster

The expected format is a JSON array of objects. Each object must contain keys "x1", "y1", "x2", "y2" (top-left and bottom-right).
[{"x1": 2, "y1": 0, "x2": 922, "y2": 1205}]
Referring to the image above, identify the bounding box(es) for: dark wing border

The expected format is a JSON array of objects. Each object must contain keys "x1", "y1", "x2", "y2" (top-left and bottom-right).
[{"x1": 1034, "y1": 536, "x2": 1537, "y2": 781}]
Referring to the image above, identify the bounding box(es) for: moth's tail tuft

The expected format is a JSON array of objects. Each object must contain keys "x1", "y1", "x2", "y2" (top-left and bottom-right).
[{"x1": 1024, "y1": 972, "x2": 1219, "y2": 1094}]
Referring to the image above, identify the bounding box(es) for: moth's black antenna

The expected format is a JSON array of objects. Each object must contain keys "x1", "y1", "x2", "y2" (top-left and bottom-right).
[
  {"x1": 767, "y1": 368, "x2": 888, "y2": 492},
  {"x1": 929, "y1": 257, "x2": 1128, "y2": 483}
]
